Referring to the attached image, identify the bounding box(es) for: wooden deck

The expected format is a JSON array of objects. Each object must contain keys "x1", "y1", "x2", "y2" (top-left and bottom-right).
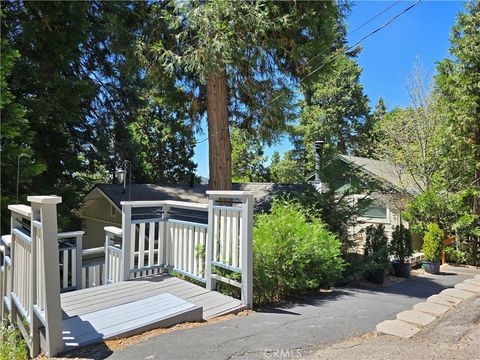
[{"x1": 60, "y1": 274, "x2": 245, "y2": 351}]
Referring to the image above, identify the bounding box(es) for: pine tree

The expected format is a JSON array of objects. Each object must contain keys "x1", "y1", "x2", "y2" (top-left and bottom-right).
[
  {"x1": 436, "y1": 1, "x2": 480, "y2": 264},
  {"x1": 144, "y1": 0, "x2": 342, "y2": 190}
]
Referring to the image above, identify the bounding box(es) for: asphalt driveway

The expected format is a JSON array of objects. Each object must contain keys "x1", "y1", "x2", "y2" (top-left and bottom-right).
[{"x1": 106, "y1": 265, "x2": 478, "y2": 360}]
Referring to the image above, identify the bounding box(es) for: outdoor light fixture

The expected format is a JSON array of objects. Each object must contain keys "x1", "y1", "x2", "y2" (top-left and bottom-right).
[
  {"x1": 115, "y1": 160, "x2": 132, "y2": 201},
  {"x1": 16, "y1": 153, "x2": 30, "y2": 203}
]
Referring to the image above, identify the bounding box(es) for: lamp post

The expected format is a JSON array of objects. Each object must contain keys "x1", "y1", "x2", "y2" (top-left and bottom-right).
[
  {"x1": 16, "y1": 153, "x2": 29, "y2": 203},
  {"x1": 116, "y1": 160, "x2": 132, "y2": 201}
]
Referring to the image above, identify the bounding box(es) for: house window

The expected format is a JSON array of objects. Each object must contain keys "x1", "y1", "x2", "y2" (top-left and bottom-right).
[
  {"x1": 110, "y1": 205, "x2": 116, "y2": 217},
  {"x1": 358, "y1": 199, "x2": 387, "y2": 219}
]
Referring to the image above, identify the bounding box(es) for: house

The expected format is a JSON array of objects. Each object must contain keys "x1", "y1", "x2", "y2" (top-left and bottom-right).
[
  {"x1": 308, "y1": 153, "x2": 421, "y2": 250},
  {"x1": 76, "y1": 183, "x2": 305, "y2": 249},
  {"x1": 77, "y1": 153, "x2": 420, "y2": 251}
]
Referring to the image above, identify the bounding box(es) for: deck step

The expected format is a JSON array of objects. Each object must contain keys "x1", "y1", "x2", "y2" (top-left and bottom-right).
[
  {"x1": 413, "y1": 302, "x2": 449, "y2": 316},
  {"x1": 62, "y1": 293, "x2": 202, "y2": 351},
  {"x1": 376, "y1": 320, "x2": 420, "y2": 339}
]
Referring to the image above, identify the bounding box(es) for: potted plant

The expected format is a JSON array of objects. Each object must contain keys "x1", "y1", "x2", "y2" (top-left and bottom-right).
[
  {"x1": 363, "y1": 224, "x2": 390, "y2": 284},
  {"x1": 390, "y1": 224, "x2": 413, "y2": 278},
  {"x1": 421, "y1": 223, "x2": 444, "y2": 274}
]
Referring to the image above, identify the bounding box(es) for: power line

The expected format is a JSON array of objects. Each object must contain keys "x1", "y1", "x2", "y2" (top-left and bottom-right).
[
  {"x1": 195, "y1": 0, "x2": 422, "y2": 145},
  {"x1": 296, "y1": 0, "x2": 401, "y2": 74}
]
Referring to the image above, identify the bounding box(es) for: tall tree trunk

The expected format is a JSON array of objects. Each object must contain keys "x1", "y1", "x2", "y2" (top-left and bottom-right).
[
  {"x1": 471, "y1": 124, "x2": 480, "y2": 264},
  {"x1": 206, "y1": 68, "x2": 232, "y2": 190}
]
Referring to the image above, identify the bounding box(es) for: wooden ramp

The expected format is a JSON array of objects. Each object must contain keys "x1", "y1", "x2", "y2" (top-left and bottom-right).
[
  {"x1": 62, "y1": 293, "x2": 202, "y2": 350},
  {"x1": 60, "y1": 274, "x2": 245, "y2": 351}
]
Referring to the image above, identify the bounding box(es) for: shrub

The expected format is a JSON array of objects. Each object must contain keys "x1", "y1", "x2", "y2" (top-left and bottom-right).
[
  {"x1": 253, "y1": 198, "x2": 345, "y2": 304},
  {"x1": 363, "y1": 224, "x2": 390, "y2": 271},
  {"x1": 444, "y1": 246, "x2": 467, "y2": 264},
  {"x1": 422, "y1": 223, "x2": 444, "y2": 262},
  {"x1": 390, "y1": 224, "x2": 413, "y2": 263},
  {"x1": 0, "y1": 322, "x2": 28, "y2": 360}
]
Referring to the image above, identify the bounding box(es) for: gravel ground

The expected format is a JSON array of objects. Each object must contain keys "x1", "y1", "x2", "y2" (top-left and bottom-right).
[{"x1": 307, "y1": 296, "x2": 480, "y2": 360}]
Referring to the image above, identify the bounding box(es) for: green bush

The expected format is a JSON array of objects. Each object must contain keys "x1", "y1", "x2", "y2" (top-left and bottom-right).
[
  {"x1": 444, "y1": 246, "x2": 467, "y2": 264},
  {"x1": 0, "y1": 322, "x2": 28, "y2": 360},
  {"x1": 253, "y1": 198, "x2": 345, "y2": 304},
  {"x1": 390, "y1": 224, "x2": 413, "y2": 263},
  {"x1": 422, "y1": 223, "x2": 444, "y2": 262},
  {"x1": 363, "y1": 224, "x2": 390, "y2": 271}
]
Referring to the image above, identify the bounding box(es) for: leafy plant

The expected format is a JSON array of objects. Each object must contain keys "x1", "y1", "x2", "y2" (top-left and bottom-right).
[
  {"x1": 0, "y1": 321, "x2": 28, "y2": 360},
  {"x1": 390, "y1": 224, "x2": 413, "y2": 263},
  {"x1": 444, "y1": 246, "x2": 467, "y2": 264},
  {"x1": 363, "y1": 224, "x2": 390, "y2": 271},
  {"x1": 253, "y1": 198, "x2": 345, "y2": 304},
  {"x1": 422, "y1": 223, "x2": 444, "y2": 262}
]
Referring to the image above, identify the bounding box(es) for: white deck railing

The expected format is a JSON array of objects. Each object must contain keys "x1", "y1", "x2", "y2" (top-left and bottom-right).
[
  {"x1": 1, "y1": 197, "x2": 64, "y2": 357},
  {"x1": 103, "y1": 191, "x2": 254, "y2": 307}
]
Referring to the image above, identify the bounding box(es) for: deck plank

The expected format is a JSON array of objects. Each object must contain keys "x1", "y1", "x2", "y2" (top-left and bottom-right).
[
  {"x1": 61, "y1": 274, "x2": 243, "y2": 321},
  {"x1": 62, "y1": 293, "x2": 202, "y2": 351}
]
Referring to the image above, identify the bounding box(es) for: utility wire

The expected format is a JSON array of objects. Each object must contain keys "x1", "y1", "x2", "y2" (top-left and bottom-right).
[
  {"x1": 296, "y1": 0, "x2": 401, "y2": 74},
  {"x1": 195, "y1": 0, "x2": 422, "y2": 145}
]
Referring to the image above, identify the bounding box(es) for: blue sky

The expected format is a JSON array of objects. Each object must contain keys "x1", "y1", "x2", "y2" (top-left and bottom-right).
[{"x1": 193, "y1": 0, "x2": 466, "y2": 178}]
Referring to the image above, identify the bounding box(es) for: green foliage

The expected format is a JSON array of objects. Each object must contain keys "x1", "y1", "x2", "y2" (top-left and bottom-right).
[
  {"x1": 375, "y1": 62, "x2": 450, "y2": 193},
  {"x1": 422, "y1": 223, "x2": 444, "y2": 262},
  {"x1": 403, "y1": 175, "x2": 459, "y2": 233},
  {"x1": 363, "y1": 224, "x2": 390, "y2": 271},
  {"x1": 444, "y1": 246, "x2": 467, "y2": 265},
  {"x1": 268, "y1": 151, "x2": 304, "y2": 184},
  {"x1": 0, "y1": 32, "x2": 46, "y2": 233},
  {"x1": 435, "y1": 1, "x2": 480, "y2": 265},
  {"x1": 390, "y1": 224, "x2": 413, "y2": 263},
  {"x1": 253, "y1": 198, "x2": 345, "y2": 304},
  {"x1": 298, "y1": 52, "x2": 370, "y2": 167},
  {"x1": 355, "y1": 98, "x2": 386, "y2": 158},
  {"x1": 0, "y1": 322, "x2": 28, "y2": 360},
  {"x1": 231, "y1": 128, "x2": 269, "y2": 183}
]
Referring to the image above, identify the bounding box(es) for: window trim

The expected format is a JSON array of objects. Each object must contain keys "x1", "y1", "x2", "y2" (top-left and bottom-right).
[{"x1": 354, "y1": 195, "x2": 390, "y2": 224}]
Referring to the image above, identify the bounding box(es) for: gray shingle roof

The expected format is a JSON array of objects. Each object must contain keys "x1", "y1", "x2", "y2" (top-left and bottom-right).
[
  {"x1": 95, "y1": 183, "x2": 306, "y2": 213},
  {"x1": 338, "y1": 155, "x2": 421, "y2": 195}
]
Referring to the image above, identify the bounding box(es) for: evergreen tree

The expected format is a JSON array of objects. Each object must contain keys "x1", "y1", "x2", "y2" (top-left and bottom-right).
[
  {"x1": 436, "y1": 1, "x2": 480, "y2": 264},
  {"x1": 145, "y1": 0, "x2": 342, "y2": 190},
  {"x1": 294, "y1": 49, "x2": 370, "y2": 176},
  {"x1": 269, "y1": 151, "x2": 304, "y2": 184},
  {"x1": 0, "y1": 34, "x2": 45, "y2": 233},
  {"x1": 231, "y1": 128, "x2": 268, "y2": 183},
  {"x1": 2, "y1": 1, "x2": 97, "y2": 228},
  {"x1": 355, "y1": 98, "x2": 386, "y2": 158}
]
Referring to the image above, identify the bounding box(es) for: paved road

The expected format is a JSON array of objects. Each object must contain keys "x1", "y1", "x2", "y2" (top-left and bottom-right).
[{"x1": 109, "y1": 266, "x2": 479, "y2": 360}]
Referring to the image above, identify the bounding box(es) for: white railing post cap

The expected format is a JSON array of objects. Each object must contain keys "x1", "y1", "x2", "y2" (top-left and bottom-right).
[
  {"x1": 206, "y1": 191, "x2": 255, "y2": 198},
  {"x1": 27, "y1": 195, "x2": 62, "y2": 204}
]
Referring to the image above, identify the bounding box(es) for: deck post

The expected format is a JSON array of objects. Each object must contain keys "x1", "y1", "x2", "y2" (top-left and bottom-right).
[
  {"x1": 205, "y1": 199, "x2": 216, "y2": 291},
  {"x1": 121, "y1": 203, "x2": 132, "y2": 281},
  {"x1": 75, "y1": 233, "x2": 83, "y2": 289},
  {"x1": 162, "y1": 205, "x2": 170, "y2": 270},
  {"x1": 241, "y1": 194, "x2": 254, "y2": 308},
  {"x1": 28, "y1": 196, "x2": 63, "y2": 357}
]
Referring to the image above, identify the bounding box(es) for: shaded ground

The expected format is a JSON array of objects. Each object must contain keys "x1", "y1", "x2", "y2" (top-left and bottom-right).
[{"x1": 49, "y1": 265, "x2": 479, "y2": 360}]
